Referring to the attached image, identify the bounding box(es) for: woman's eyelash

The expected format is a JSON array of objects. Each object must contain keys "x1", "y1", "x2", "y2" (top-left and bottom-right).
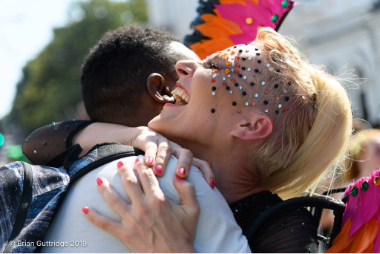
[{"x1": 206, "y1": 61, "x2": 220, "y2": 69}]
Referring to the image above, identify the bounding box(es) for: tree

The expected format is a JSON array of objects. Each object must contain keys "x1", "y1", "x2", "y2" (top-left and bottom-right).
[{"x1": 5, "y1": 0, "x2": 147, "y2": 134}]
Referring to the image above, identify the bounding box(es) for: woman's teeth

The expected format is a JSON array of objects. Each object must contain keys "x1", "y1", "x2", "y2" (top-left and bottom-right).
[{"x1": 172, "y1": 87, "x2": 190, "y2": 105}]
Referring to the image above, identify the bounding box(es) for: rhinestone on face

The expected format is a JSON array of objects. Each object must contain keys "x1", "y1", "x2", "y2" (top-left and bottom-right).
[
  {"x1": 247, "y1": 68, "x2": 251, "y2": 71},
  {"x1": 238, "y1": 74, "x2": 242, "y2": 78},
  {"x1": 245, "y1": 102, "x2": 249, "y2": 106},
  {"x1": 242, "y1": 91, "x2": 246, "y2": 96},
  {"x1": 239, "y1": 86, "x2": 243, "y2": 90},
  {"x1": 257, "y1": 60, "x2": 261, "y2": 63},
  {"x1": 212, "y1": 74, "x2": 217, "y2": 78},
  {"x1": 255, "y1": 93, "x2": 259, "y2": 98},
  {"x1": 285, "y1": 96, "x2": 289, "y2": 101},
  {"x1": 262, "y1": 81, "x2": 265, "y2": 85},
  {"x1": 351, "y1": 186, "x2": 358, "y2": 196},
  {"x1": 43, "y1": 141, "x2": 47, "y2": 146},
  {"x1": 229, "y1": 90, "x2": 233, "y2": 94},
  {"x1": 283, "y1": 89, "x2": 287, "y2": 93},
  {"x1": 243, "y1": 76, "x2": 247, "y2": 79},
  {"x1": 264, "y1": 100, "x2": 268, "y2": 105},
  {"x1": 264, "y1": 109, "x2": 268, "y2": 113},
  {"x1": 226, "y1": 86, "x2": 230, "y2": 90},
  {"x1": 223, "y1": 82, "x2": 227, "y2": 86},
  {"x1": 232, "y1": 102, "x2": 237, "y2": 106},
  {"x1": 266, "y1": 64, "x2": 270, "y2": 67},
  {"x1": 231, "y1": 68, "x2": 235, "y2": 72},
  {"x1": 265, "y1": 90, "x2": 268, "y2": 94},
  {"x1": 275, "y1": 96, "x2": 279, "y2": 101},
  {"x1": 222, "y1": 77, "x2": 226, "y2": 81},
  {"x1": 225, "y1": 69, "x2": 230, "y2": 74},
  {"x1": 241, "y1": 66, "x2": 245, "y2": 70},
  {"x1": 231, "y1": 63, "x2": 235, "y2": 66},
  {"x1": 275, "y1": 110, "x2": 279, "y2": 114},
  {"x1": 361, "y1": 181, "x2": 369, "y2": 191},
  {"x1": 375, "y1": 176, "x2": 380, "y2": 186},
  {"x1": 236, "y1": 64, "x2": 240, "y2": 68},
  {"x1": 211, "y1": 92, "x2": 216, "y2": 96},
  {"x1": 252, "y1": 102, "x2": 256, "y2": 106},
  {"x1": 211, "y1": 109, "x2": 215, "y2": 113},
  {"x1": 248, "y1": 57, "x2": 252, "y2": 60},
  {"x1": 34, "y1": 150, "x2": 37, "y2": 153},
  {"x1": 254, "y1": 69, "x2": 259, "y2": 73},
  {"x1": 278, "y1": 104, "x2": 282, "y2": 108},
  {"x1": 227, "y1": 74, "x2": 231, "y2": 77},
  {"x1": 211, "y1": 79, "x2": 215, "y2": 83}
]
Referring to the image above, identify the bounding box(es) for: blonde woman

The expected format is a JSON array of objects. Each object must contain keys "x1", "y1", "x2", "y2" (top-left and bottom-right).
[{"x1": 26, "y1": 28, "x2": 352, "y2": 252}]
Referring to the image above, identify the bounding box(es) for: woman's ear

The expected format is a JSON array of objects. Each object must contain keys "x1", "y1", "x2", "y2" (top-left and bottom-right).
[
  {"x1": 146, "y1": 73, "x2": 175, "y2": 104},
  {"x1": 231, "y1": 113, "x2": 273, "y2": 141}
]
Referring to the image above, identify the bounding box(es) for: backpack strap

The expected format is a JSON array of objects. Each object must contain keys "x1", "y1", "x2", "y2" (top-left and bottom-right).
[{"x1": 4, "y1": 162, "x2": 33, "y2": 253}]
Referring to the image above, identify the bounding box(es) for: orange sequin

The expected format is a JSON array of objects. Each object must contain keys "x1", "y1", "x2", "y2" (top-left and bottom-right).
[
  {"x1": 224, "y1": 56, "x2": 229, "y2": 60},
  {"x1": 271, "y1": 77, "x2": 274, "y2": 80},
  {"x1": 226, "y1": 61, "x2": 231, "y2": 65},
  {"x1": 231, "y1": 78, "x2": 235, "y2": 82},
  {"x1": 236, "y1": 64, "x2": 240, "y2": 68},
  {"x1": 223, "y1": 82, "x2": 227, "y2": 86},
  {"x1": 211, "y1": 79, "x2": 216, "y2": 83},
  {"x1": 252, "y1": 102, "x2": 256, "y2": 106},
  {"x1": 235, "y1": 70, "x2": 239, "y2": 74},
  {"x1": 283, "y1": 109, "x2": 286, "y2": 112},
  {"x1": 235, "y1": 56, "x2": 240, "y2": 60},
  {"x1": 246, "y1": 17, "x2": 253, "y2": 25},
  {"x1": 231, "y1": 51, "x2": 235, "y2": 54},
  {"x1": 227, "y1": 49, "x2": 230, "y2": 51},
  {"x1": 375, "y1": 176, "x2": 380, "y2": 186},
  {"x1": 275, "y1": 96, "x2": 279, "y2": 100},
  {"x1": 281, "y1": 79, "x2": 285, "y2": 83},
  {"x1": 213, "y1": 69, "x2": 218, "y2": 73},
  {"x1": 225, "y1": 69, "x2": 230, "y2": 74},
  {"x1": 222, "y1": 53, "x2": 227, "y2": 56},
  {"x1": 265, "y1": 90, "x2": 268, "y2": 94}
]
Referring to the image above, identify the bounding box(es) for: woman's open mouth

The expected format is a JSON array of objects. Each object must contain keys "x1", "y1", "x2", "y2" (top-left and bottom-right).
[{"x1": 171, "y1": 87, "x2": 190, "y2": 105}]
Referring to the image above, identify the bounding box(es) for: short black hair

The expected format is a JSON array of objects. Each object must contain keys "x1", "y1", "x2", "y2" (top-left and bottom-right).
[{"x1": 81, "y1": 24, "x2": 184, "y2": 124}]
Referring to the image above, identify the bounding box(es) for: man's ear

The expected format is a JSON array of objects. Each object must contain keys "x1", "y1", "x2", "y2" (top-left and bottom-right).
[
  {"x1": 147, "y1": 73, "x2": 175, "y2": 104},
  {"x1": 231, "y1": 113, "x2": 273, "y2": 141}
]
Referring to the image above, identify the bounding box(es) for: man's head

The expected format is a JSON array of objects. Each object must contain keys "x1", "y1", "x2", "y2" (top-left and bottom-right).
[{"x1": 81, "y1": 24, "x2": 199, "y2": 126}]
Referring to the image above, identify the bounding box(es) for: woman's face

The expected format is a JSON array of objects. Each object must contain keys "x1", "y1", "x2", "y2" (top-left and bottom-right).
[
  {"x1": 148, "y1": 43, "x2": 270, "y2": 144},
  {"x1": 359, "y1": 135, "x2": 380, "y2": 174}
]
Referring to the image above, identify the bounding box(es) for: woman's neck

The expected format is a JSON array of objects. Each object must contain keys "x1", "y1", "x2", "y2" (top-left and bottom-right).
[{"x1": 180, "y1": 139, "x2": 267, "y2": 204}]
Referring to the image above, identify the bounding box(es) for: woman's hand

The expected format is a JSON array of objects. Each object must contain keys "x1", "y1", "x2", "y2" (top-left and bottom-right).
[
  {"x1": 82, "y1": 158, "x2": 199, "y2": 253},
  {"x1": 132, "y1": 127, "x2": 215, "y2": 188}
]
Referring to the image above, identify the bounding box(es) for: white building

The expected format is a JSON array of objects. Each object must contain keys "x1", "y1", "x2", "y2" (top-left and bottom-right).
[{"x1": 146, "y1": 0, "x2": 380, "y2": 126}]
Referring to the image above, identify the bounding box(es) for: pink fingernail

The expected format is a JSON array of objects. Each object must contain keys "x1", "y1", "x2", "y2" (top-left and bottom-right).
[
  {"x1": 82, "y1": 207, "x2": 89, "y2": 214},
  {"x1": 135, "y1": 158, "x2": 140, "y2": 163},
  {"x1": 117, "y1": 161, "x2": 124, "y2": 168},
  {"x1": 147, "y1": 157, "x2": 154, "y2": 165},
  {"x1": 155, "y1": 165, "x2": 163, "y2": 174},
  {"x1": 178, "y1": 168, "x2": 186, "y2": 175},
  {"x1": 210, "y1": 178, "x2": 215, "y2": 188},
  {"x1": 175, "y1": 175, "x2": 184, "y2": 181},
  {"x1": 96, "y1": 178, "x2": 103, "y2": 186}
]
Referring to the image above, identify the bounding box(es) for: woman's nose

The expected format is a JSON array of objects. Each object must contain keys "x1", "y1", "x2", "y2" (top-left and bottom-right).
[{"x1": 176, "y1": 60, "x2": 196, "y2": 78}]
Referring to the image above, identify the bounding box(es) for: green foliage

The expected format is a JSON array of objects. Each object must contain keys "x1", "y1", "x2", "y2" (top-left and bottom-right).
[{"x1": 6, "y1": 0, "x2": 147, "y2": 133}]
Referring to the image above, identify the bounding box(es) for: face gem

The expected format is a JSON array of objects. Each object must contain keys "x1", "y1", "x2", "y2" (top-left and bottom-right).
[
  {"x1": 211, "y1": 109, "x2": 215, "y2": 113},
  {"x1": 266, "y1": 64, "x2": 270, "y2": 67},
  {"x1": 238, "y1": 74, "x2": 242, "y2": 78},
  {"x1": 285, "y1": 97, "x2": 289, "y2": 101},
  {"x1": 234, "y1": 83, "x2": 239, "y2": 86},
  {"x1": 232, "y1": 101, "x2": 237, "y2": 106},
  {"x1": 231, "y1": 68, "x2": 235, "y2": 72},
  {"x1": 283, "y1": 89, "x2": 288, "y2": 93},
  {"x1": 222, "y1": 53, "x2": 227, "y2": 56},
  {"x1": 245, "y1": 102, "x2": 249, "y2": 106},
  {"x1": 275, "y1": 110, "x2": 279, "y2": 114},
  {"x1": 283, "y1": 109, "x2": 286, "y2": 112},
  {"x1": 248, "y1": 57, "x2": 252, "y2": 60},
  {"x1": 270, "y1": 77, "x2": 274, "y2": 80},
  {"x1": 212, "y1": 92, "x2": 216, "y2": 96},
  {"x1": 252, "y1": 102, "x2": 256, "y2": 105},
  {"x1": 239, "y1": 86, "x2": 243, "y2": 90},
  {"x1": 242, "y1": 57, "x2": 246, "y2": 61},
  {"x1": 213, "y1": 69, "x2": 218, "y2": 73},
  {"x1": 236, "y1": 64, "x2": 240, "y2": 68},
  {"x1": 256, "y1": 53, "x2": 260, "y2": 56},
  {"x1": 224, "y1": 56, "x2": 229, "y2": 60},
  {"x1": 264, "y1": 109, "x2": 268, "y2": 113},
  {"x1": 234, "y1": 46, "x2": 237, "y2": 48},
  {"x1": 222, "y1": 77, "x2": 226, "y2": 80},
  {"x1": 227, "y1": 49, "x2": 230, "y2": 51},
  {"x1": 281, "y1": 79, "x2": 285, "y2": 83},
  {"x1": 261, "y1": 81, "x2": 265, "y2": 85},
  {"x1": 247, "y1": 68, "x2": 251, "y2": 71},
  {"x1": 255, "y1": 48, "x2": 258, "y2": 51},
  {"x1": 232, "y1": 63, "x2": 235, "y2": 66},
  {"x1": 264, "y1": 100, "x2": 268, "y2": 105},
  {"x1": 231, "y1": 51, "x2": 235, "y2": 54},
  {"x1": 211, "y1": 79, "x2": 216, "y2": 83},
  {"x1": 228, "y1": 74, "x2": 231, "y2": 77},
  {"x1": 212, "y1": 74, "x2": 217, "y2": 78},
  {"x1": 274, "y1": 84, "x2": 279, "y2": 88},
  {"x1": 223, "y1": 82, "x2": 227, "y2": 86},
  {"x1": 239, "y1": 50, "x2": 243, "y2": 53},
  {"x1": 226, "y1": 61, "x2": 231, "y2": 65},
  {"x1": 229, "y1": 90, "x2": 233, "y2": 94},
  {"x1": 302, "y1": 95, "x2": 306, "y2": 99},
  {"x1": 278, "y1": 104, "x2": 282, "y2": 108},
  {"x1": 231, "y1": 78, "x2": 236, "y2": 82},
  {"x1": 235, "y1": 57, "x2": 240, "y2": 60},
  {"x1": 265, "y1": 90, "x2": 268, "y2": 94},
  {"x1": 242, "y1": 91, "x2": 247, "y2": 96},
  {"x1": 238, "y1": 111, "x2": 242, "y2": 114},
  {"x1": 254, "y1": 69, "x2": 259, "y2": 73},
  {"x1": 243, "y1": 76, "x2": 247, "y2": 79},
  {"x1": 288, "y1": 82, "x2": 292, "y2": 86},
  {"x1": 225, "y1": 69, "x2": 230, "y2": 74},
  {"x1": 275, "y1": 96, "x2": 279, "y2": 101},
  {"x1": 250, "y1": 82, "x2": 254, "y2": 86},
  {"x1": 277, "y1": 69, "x2": 280, "y2": 72},
  {"x1": 255, "y1": 93, "x2": 259, "y2": 98},
  {"x1": 226, "y1": 86, "x2": 230, "y2": 90},
  {"x1": 241, "y1": 67, "x2": 245, "y2": 70},
  {"x1": 212, "y1": 87, "x2": 216, "y2": 90}
]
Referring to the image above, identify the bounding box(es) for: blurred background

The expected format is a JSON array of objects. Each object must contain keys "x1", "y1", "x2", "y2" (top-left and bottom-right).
[{"x1": 1, "y1": 0, "x2": 380, "y2": 165}]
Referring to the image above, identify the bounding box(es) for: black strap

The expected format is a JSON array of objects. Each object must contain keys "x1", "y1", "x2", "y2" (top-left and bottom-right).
[
  {"x1": 4, "y1": 162, "x2": 33, "y2": 253},
  {"x1": 63, "y1": 144, "x2": 83, "y2": 171},
  {"x1": 46, "y1": 144, "x2": 82, "y2": 168}
]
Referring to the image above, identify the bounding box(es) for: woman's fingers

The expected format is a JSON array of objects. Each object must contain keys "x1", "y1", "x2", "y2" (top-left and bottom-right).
[
  {"x1": 173, "y1": 176, "x2": 200, "y2": 216},
  {"x1": 82, "y1": 207, "x2": 122, "y2": 237},
  {"x1": 152, "y1": 137, "x2": 172, "y2": 176},
  {"x1": 192, "y1": 158, "x2": 215, "y2": 188},
  {"x1": 174, "y1": 148, "x2": 193, "y2": 179},
  {"x1": 134, "y1": 158, "x2": 160, "y2": 194},
  {"x1": 95, "y1": 177, "x2": 131, "y2": 217},
  {"x1": 116, "y1": 160, "x2": 144, "y2": 202},
  {"x1": 143, "y1": 137, "x2": 159, "y2": 166}
]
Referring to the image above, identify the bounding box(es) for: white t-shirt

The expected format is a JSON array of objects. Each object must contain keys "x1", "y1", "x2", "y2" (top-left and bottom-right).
[{"x1": 42, "y1": 155, "x2": 251, "y2": 253}]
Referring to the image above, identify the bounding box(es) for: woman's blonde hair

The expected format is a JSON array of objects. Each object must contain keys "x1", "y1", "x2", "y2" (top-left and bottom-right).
[{"x1": 251, "y1": 28, "x2": 352, "y2": 199}]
